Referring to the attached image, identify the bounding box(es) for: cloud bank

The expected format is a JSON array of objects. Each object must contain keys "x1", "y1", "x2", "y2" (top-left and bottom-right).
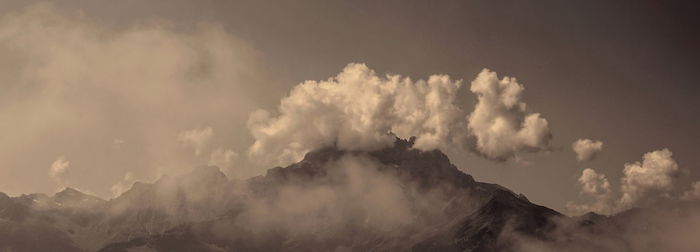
[
  {"x1": 571, "y1": 139, "x2": 603, "y2": 162},
  {"x1": 0, "y1": 3, "x2": 258, "y2": 196}
]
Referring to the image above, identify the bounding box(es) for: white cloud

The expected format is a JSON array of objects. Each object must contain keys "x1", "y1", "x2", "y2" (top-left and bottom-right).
[
  {"x1": 247, "y1": 64, "x2": 553, "y2": 167},
  {"x1": 466, "y1": 69, "x2": 551, "y2": 160},
  {"x1": 566, "y1": 168, "x2": 613, "y2": 215},
  {"x1": 579, "y1": 168, "x2": 611, "y2": 196},
  {"x1": 567, "y1": 149, "x2": 687, "y2": 214},
  {"x1": 178, "y1": 126, "x2": 214, "y2": 156},
  {"x1": 110, "y1": 171, "x2": 134, "y2": 198},
  {"x1": 209, "y1": 147, "x2": 238, "y2": 170},
  {"x1": 619, "y1": 149, "x2": 679, "y2": 209},
  {"x1": 572, "y1": 139, "x2": 603, "y2": 162},
  {"x1": 247, "y1": 63, "x2": 464, "y2": 166},
  {"x1": 49, "y1": 156, "x2": 70, "y2": 186}
]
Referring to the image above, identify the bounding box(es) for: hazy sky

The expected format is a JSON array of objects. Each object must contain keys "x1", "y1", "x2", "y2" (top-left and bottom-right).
[{"x1": 0, "y1": 0, "x2": 698, "y2": 213}]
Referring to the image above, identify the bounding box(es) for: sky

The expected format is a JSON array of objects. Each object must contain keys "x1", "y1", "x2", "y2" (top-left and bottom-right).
[{"x1": 0, "y1": 0, "x2": 698, "y2": 214}]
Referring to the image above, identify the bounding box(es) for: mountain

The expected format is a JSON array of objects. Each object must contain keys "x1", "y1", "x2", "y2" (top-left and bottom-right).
[
  {"x1": 0, "y1": 188, "x2": 106, "y2": 252},
  {"x1": 1, "y1": 137, "x2": 697, "y2": 251},
  {"x1": 53, "y1": 187, "x2": 106, "y2": 209},
  {"x1": 98, "y1": 138, "x2": 561, "y2": 251},
  {"x1": 93, "y1": 165, "x2": 239, "y2": 248}
]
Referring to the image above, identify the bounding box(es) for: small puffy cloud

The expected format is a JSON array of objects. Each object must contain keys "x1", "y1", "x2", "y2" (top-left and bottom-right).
[
  {"x1": 209, "y1": 147, "x2": 238, "y2": 170},
  {"x1": 619, "y1": 149, "x2": 679, "y2": 209},
  {"x1": 49, "y1": 156, "x2": 70, "y2": 186},
  {"x1": 568, "y1": 148, "x2": 687, "y2": 214},
  {"x1": 466, "y1": 69, "x2": 551, "y2": 160},
  {"x1": 579, "y1": 168, "x2": 612, "y2": 196},
  {"x1": 681, "y1": 181, "x2": 700, "y2": 201},
  {"x1": 247, "y1": 63, "x2": 464, "y2": 166},
  {"x1": 178, "y1": 126, "x2": 214, "y2": 156},
  {"x1": 566, "y1": 168, "x2": 613, "y2": 215},
  {"x1": 572, "y1": 139, "x2": 603, "y2": 162}
]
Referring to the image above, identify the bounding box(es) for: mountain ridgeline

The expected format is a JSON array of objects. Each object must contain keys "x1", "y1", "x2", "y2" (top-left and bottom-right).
[{"x1": 1, "y1": 138, "x2": 698, "y2": 251}]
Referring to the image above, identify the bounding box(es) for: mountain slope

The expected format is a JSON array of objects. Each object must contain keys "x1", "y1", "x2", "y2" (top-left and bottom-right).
[
  {"x1": 8, "y1": 138, "x2": 693, "y2": 251},
  {"x1": 99, "y1": 138, "x2": 561, "y2": 251},
  {"x1": 0, "y1": 188, "x2": 107, "y2": 252}
]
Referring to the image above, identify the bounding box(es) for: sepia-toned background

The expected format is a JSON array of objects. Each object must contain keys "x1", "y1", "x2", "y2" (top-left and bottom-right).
[{"x1": 0, "y1": 0, "x2": 698, "y2": 214}]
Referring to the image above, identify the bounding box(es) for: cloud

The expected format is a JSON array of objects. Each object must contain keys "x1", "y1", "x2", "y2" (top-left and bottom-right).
[
  {"x1": 208, "y1": 147, "x2": 238, "y2": 170},
  {"x1": 178, "y1": 127, "x2": 214, "y2": 156},
  {"x1": 247, "y1": 63, "x2": 464, "y2": 166},
  {"x1": 571, "y1": 139, "x2": 603, "y2": 162},
  {"x1": 579, "y1": 168, "x2": 611, "y2": 196},
  {"x1": 0, "y1": 3, "x2": 257, "y2": 196},
  {"x1": 49, "y1": 156, "x2": 70, "y2": 186},
  {"x1": 567, "y1": 148, "x2": 685, "y2": 214},
  {"x1": 466, "y1": 69, "x2": 551, "y2": 160},
  {"x1": 619, "y1": 148, "x2": 679, "y2": 209},
  {"x1": 230, "y1": 154, "x2": 451, "y2": 238},
  {"x1": 566, "y1": 168, "x2": 613, "y2": 215},
  {"x1": 247, "y1": 64, "x2": 553, "y2": 166},
  {"x1": 110, "y1": 171, "x2": 134, "y2": 198},
  {"x1": 681, "y1": 181, "x2": 700, "y2": 201}
]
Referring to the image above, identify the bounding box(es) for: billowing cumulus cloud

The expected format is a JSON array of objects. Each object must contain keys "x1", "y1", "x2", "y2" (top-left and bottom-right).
[
  {"x1": 571, "y1": 139, "x2": 603, "y2": 162},
  {"x1": 247, "y1": 63, "x2": 464, "y2": 166},
  {"x1": 49, "y1": 156, "x2": 70, "y2": 186},
  {"x1": 619, "y1": 149, "x2": 679, "y2": 208},
  {"x1": 566, "y1": 168, "x2": 613, "y2": 215},
  {"x1": 567, "y1": 148, "x2": 686, "y2": 214},
  {"x1": 579, "y1": 168, "x2": 612, "y2": 196},
  {"x1": 247, "y1": 64, "x2": 552, "y2": 166},
  {"x1": 178, "y1": 127, "x2": 214, "y2": 156},
  {"x1": 466, "y1": 69, "x2": 551, "y2": 160}
]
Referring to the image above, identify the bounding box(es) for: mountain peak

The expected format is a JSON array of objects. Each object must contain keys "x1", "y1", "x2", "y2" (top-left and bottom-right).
[
  {"x1": 53, "y1": 187, "x2": 105, "y2": 208},
  {"x1": 55, "y1": 186, "x2": 80, "y2": 195},
  {"x1": 263, "y1": 137, "x2": 475, "y2": 190}
]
